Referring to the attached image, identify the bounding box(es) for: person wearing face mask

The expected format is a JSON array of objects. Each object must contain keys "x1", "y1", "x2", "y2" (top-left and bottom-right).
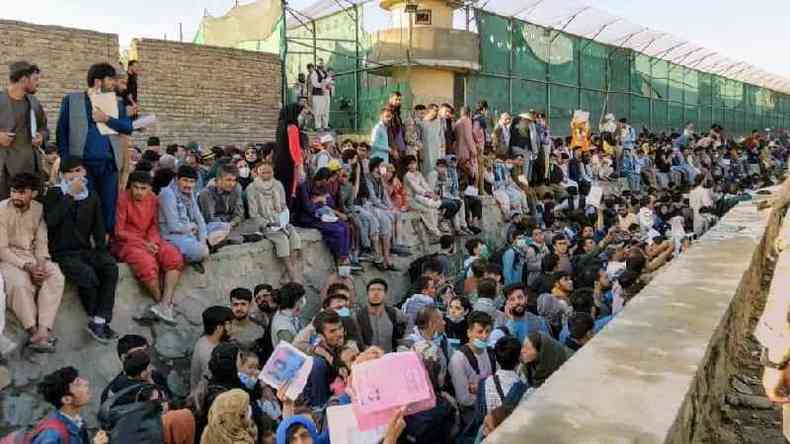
[
  {"x1": 234, "y1": 158, "x2": 252, "y2": 190},
  {"x1": 44, "y1": 158, "x2": 120, "y2": 344},
  {"x1": 247, "y1": 162, "x2": 303, "y2": 283},
  {"x1": 445, "y1": 295, "x2": 471, "y2": 351},
  {"x1": 293, "y1": 285, "x2": 362, "y2": 354},
  {"x1": 56, "y1": 63, "x2": 134, "y2": 231},
  {"x1": 448, "y1": 310, "x2": 496, "y2": 429}
]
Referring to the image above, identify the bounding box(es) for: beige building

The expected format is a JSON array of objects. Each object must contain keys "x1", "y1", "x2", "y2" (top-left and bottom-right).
[{"x1": 368, "y1": 0, "x2": 480, "y2": 106}]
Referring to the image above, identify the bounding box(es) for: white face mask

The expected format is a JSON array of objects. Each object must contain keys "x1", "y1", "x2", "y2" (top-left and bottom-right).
[
  {"x1": 238, "y1": 167, "x2": 250, "y2": 178},
  {"x1": 338, "y1": 265, "x2": 352, "y2": 277}
]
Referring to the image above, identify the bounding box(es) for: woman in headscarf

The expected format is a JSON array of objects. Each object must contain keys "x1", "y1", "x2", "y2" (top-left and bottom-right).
[
  {"x1": 200, "y1": 389, "x2": 257, "y2": 444},
  {"x1": 247, "y1": 161, "x2": 303, "y2": 283},
  {"x1": 274, "y1": 103, "x2": 306, "y2": 205},
  {"x1": 276, "y1": 415, "x2": 329, "y2": 444},
  {"x1": 292, "y1": 167, "x2": 352, "y2": 263},
  {"x1": 520, "y1": 331, "x2": 573, "y2": 388}
]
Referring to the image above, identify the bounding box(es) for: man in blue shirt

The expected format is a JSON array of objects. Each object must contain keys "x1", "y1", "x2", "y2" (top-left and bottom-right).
[
  {"x1": 33, "y1": 366, "x2": 99, "y2": 444},
  {"x1": 496, "y1": 283, "x2": 550, "y2": 345},
  {"x1": 56, "y1": 63, "x2": 133, "y2": 232}
]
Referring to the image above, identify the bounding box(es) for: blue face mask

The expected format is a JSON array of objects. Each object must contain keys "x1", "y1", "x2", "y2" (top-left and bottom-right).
[
  {"x1": 432, "y1": 332, "x2": 444, "y2": 346},
  {"x1": 471, "y1": 338, "x2": 488, "y2": 350},
  {"x1": 336, "y1": 307, "x2": 351, "y2": 318},
  {"x1": 238, "y1": 372, "x2": 257, "y2": 390}
]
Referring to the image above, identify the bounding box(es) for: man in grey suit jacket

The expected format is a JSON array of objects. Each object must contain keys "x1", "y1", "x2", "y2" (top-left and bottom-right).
[{"x1": 0, "y1": 61, "x2": 48, "y2": 199}]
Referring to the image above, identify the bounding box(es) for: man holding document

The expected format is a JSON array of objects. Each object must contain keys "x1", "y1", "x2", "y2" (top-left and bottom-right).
[{"x1": 56, "y1": 62, "x2": 133, "y2": 231}]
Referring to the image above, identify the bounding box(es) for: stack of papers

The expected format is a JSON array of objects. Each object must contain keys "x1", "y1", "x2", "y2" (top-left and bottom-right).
[{"x1": 349, "y1": 351, "x2": 435, "y2": 431}]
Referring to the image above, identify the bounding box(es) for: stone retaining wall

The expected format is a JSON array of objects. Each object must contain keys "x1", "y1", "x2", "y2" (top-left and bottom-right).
[{"x1": 487, "y1": 195, "x2": 785, "y2": 443}]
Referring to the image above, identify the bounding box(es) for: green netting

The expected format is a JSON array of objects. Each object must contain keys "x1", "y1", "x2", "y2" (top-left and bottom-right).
[
  {"x1": 478, "y1": 13, "x2": 511, "y2": 76},
  {"x1": 580, "y1": 41, "x2": 607, "y2": 90},
  {"x1": 513, "y1": 23, "x2": 549, "y2": 81},
  {"x1": 609, "y1": 49, "x2": 630, "y2": 93},
  {"x1": 193, "y1": 5, "x2": 790, "y2": 136}
]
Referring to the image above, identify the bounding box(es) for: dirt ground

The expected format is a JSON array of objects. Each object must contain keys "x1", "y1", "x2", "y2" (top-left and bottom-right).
[{"x1": 717, "y1": 260, "x2": 787, "y2": 444}]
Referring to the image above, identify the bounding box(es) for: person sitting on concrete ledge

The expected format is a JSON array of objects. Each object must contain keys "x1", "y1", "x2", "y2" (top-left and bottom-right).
[
  {"x1": 198, "y1": 163, "x2": 262, "y2": 248},
  {"x1": 246, "y1": 161, "x2": 303, "y2": 284},
  {"x1": 43, "y1": 158, "x2": 119, "y2": 344},
  {"x1": 114, "y1": 171, "x2": 184, "y2": 324},
  {"x1": 0, "y1": 173, "x2": 65, "y2": 354},
  {"x1": 159, "y1": 165, "x2": 210, "y2": 274}
]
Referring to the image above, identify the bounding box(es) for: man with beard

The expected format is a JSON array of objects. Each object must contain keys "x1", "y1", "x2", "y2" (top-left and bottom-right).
[
  {"x1": 190, "y1": 305, "x2": 234, "y2": 389},
  {"x1": 0, "y1": 61, "x2": 48, "y2": 199},
  {"x1": 57, "y1": 63, "x2": 133, "y2": 231},
  {"x1": 0, "y1": 173, "x2": 65, "y2": 353},
  {"x1": 228, "y1": 287, "x2": 266, "y2": 350},
  {"x1": 499, "y1": 283, "x2": 550, "y2": 344},
  {"x1": 310, "y1": 58, "x2": 331, "y2": 131}
]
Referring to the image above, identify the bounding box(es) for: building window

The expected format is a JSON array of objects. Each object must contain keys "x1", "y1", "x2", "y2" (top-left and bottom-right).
[{"x1": 415, "y1": 10, "x2": 432, "y2": 25}]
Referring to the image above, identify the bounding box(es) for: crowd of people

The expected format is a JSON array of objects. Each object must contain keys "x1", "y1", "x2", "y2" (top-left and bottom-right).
[{"x1": 1, "y1": 56, "x2": 789, "y2": 444}]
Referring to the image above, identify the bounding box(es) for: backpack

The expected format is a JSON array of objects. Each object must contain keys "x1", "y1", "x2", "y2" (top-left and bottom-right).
[
  {"x1": 0, "y1": 415, "x2": 69, "y2": 444},
  {"x1": 97, "y1": 383, "x2": 165, "y2": 444},
  {"x1": 459, "y1": 344, "x2": 497, "y2": 376}
]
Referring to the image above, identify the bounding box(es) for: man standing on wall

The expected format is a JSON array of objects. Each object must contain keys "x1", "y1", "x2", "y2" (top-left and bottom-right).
[
  {"x1": 126, "y1": 60, "x2": 141, "y2": 105},
  {"x1": 0, "y1": 61, "x2": 48, "y2": 200},
  {"x1": 310, "y1": 58, "x2": 331, "y2": 131},
  {"x1": 56, "y1": 63, "x2": 133, "y2": 232}
]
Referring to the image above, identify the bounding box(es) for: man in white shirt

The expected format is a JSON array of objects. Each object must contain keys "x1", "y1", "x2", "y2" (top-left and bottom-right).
[{"x1": 310, "y1": 59, "x2": 331, "y2": 131}]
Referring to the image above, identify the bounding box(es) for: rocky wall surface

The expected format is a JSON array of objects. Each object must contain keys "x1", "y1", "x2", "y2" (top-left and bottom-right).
[
  {"x1": 487, "y1": 194, "x2": 784, "y2": 444},
  {"x1": 0, "y1": 198, "x2": 506, "y2": 433}
]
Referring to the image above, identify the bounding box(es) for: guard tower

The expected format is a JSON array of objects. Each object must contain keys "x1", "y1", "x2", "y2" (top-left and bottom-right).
[{"x1": 368, "y1": 0, "x2": 480, "y2": 106}]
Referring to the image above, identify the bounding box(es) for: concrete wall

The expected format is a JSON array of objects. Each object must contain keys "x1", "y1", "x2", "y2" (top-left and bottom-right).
[
  {"x1": 0, "y1": 20, "x2": 281, "y2": 149},
  {"x1": 487, "y1": 195, "x2": 785, "y2": 444},
  {"x1": 393, "y1": 67, "x2": 454, "y2": 107},
  {"x1": 0, "y1": 20, "x2": 119, "y2": 129},
  {"x1": 129, "y1": 39, "x2": 281, "y2": 147},
  {"x1": 0, "y1": 198, "x2": 507, "y2": 432}
]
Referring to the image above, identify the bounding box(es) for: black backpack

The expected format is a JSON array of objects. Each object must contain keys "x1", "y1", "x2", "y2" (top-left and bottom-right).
[
  {"x1": 459, "y1": 344, "x2": 497, "y2": 376},
  {"x1": 98, "y1": 383, "x2": 164, "y2": 444}
]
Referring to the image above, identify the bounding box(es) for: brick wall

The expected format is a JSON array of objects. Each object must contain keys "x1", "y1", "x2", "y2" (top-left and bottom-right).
[
  {"x1": 0, "y1": 20, "x2": 282, "y2": 148},
  {"x1": 130, "y1": 39, "x2": 281, "y2": 147},
  {"x1": 0, "y1": 20, "x2": 119, "y2": 136}
]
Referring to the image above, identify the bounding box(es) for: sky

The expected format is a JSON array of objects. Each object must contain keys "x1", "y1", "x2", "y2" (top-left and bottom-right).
[{"x1": 3, "y1": 0, "x2": 789, "y2": 79}]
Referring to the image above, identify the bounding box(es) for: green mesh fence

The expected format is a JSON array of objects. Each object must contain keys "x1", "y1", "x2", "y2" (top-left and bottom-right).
[{"x1": 468, "y1": 10, "x2": 790, "y2": 137}]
